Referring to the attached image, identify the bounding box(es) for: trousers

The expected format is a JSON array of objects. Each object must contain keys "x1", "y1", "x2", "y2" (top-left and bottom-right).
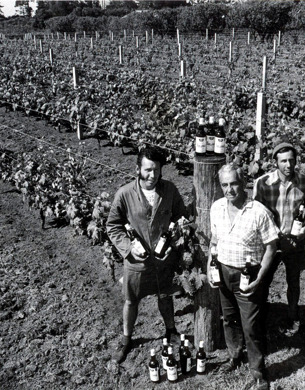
[
  {"x1": 263, "y1": 249, "x2": 303, "y2": 321},
  {"x1": 219, "y1": 263, "x2": 265, "y2": 379}
]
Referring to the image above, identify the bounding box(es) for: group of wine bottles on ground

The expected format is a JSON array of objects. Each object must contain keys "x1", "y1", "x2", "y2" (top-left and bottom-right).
[{"x1": 149, "y1": 334, "x2": 206, "y2": 383}]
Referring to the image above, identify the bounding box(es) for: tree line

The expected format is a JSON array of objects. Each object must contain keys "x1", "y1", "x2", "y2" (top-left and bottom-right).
[{"x1": 1, "y1": 1, "x2": 305, "y2": 39}]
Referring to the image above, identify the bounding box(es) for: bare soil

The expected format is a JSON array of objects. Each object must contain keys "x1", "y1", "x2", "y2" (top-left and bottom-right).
[{"x1": 0, "y1": 108, "x2": 305, "y2": 390}]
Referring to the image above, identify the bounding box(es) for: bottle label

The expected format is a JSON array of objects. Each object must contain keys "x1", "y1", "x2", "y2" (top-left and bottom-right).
[
  {"x1": 291, "y1": 220, "x2": 303, "y2": 236},
  {"x1": 197, "y1": 358, "x2": 206, "y2": 373},
  {"x1": 186, "y1": 357, "x2": 192, "y2": 372},
  {"x1": 196, "y1": 137, "x2": 206, "y2": 154},
  {"x1": 162, "y1": 355, "x2": 168, "y2": 370},
  {"x1": 206, "y1": 136, "x2": 215, "y2": 152},
  {"x1": 149, "y1": 367, "x2": 160, "y2": 382},
  {"x1": 211, "y1": 266, "x2": 220, "y2": 283},
  {"x1": 167, "y1": 366, "x2": 178, "y2": 381},
  {"x1": 239, "y1": 274, "x2": 250, "y2": 291},
  {"x1": 214, "y1": 137, "x2": 225, "y2": 154},
  {"x1": 155, "y1": 237, "x2": 166, "y2": 255},
  {"x1": 133, "y1": 239, "x2": 146, "y2": 256}
]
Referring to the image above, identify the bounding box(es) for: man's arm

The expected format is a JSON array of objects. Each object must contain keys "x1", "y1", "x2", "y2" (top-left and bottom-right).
[
  {"x1": 241, "y1": 239, "x2": 277, "y2": 296},
  {"x1": 252, "y1": 177, "x2": 263, "y2": 203},
  {"x1": 106, "y1": 193, "x2": 148, "y2": 262}
]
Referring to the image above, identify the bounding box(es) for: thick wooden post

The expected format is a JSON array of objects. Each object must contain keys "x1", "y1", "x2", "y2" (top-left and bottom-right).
[{"x1": 193, "y1": 155, "x2": 226, "y2": 352}]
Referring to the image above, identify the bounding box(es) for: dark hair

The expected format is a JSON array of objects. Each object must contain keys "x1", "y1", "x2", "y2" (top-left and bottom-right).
[
  {"x1": 275, "y1": 146, "x2": 297, "y2": 161},
  {"x1": 136, "y1": 147, "x2": 166, "y2": 168}
]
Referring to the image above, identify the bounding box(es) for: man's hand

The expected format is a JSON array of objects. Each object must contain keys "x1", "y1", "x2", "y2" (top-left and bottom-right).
[
  {"x1": 295, "y1": 226, "x2": 305, "y2": 241},
  {"x1": 130, "y1": 246, "x2": 148, "y2": 262},
  {"x1": 239, "y1": 278, "x2": 261, "y2": 297},
  {"x1": 207, "y1": 266, "x2": 220, "y2": 289},
  {"x1": 155, "y1": 246, "x2": 172, "y2": 261}
]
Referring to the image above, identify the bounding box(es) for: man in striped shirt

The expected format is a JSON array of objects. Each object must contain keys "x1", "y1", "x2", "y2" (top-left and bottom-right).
[
  {"x1": 253, "y1": 142, "x2": 305, "y2": 336},
  {"x1": 208, "y1": 163, "x2": 278, "y2": 390}
]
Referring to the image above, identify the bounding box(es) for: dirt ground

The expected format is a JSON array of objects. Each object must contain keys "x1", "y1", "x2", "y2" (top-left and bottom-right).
[{"x1": 0, "y1": 108, "x2": 305, "y2": 390}]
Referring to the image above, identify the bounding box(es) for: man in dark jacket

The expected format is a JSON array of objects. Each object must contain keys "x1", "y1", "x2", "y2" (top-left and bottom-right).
[{"x1": 106, "y1": 147, "x2": 186, "y2": 363}]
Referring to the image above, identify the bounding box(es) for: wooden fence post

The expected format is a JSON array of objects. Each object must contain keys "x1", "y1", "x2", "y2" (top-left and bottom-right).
[
  {"x1": 119, "y1": 45, "x2": 123, "y2": 64},
  {"x1": 72, "y1": 66, "x2": 79, "y2": 89},
  {"x1": 255, "y1": 56, "x2": 267, "y2": 161},
  {"x1": 193, "y1": 155, "x2": 226, "y2": 352},
  {"x1": 49, "y1": 48, "x2": 53, "y2": 66},
  {"x1": 180, "y1": 60, "x2": 186, "y2": 78}
]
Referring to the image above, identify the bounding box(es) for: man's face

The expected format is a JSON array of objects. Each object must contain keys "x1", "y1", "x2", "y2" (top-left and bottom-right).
[
  {"x1": 220, "y1": 171, "x2": 244, "y2": 205},
  {"x1": 277, "y1": 150, "x2": 296, "y2": 179},
  {"x1": 137, "y1": 157, "x2": 161, "y2": 190}
]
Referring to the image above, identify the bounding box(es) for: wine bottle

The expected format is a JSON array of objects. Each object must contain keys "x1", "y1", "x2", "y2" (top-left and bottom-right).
[
  {"x1": 214, "y1": 118, "x2": 226, "y2": 156},
  {"x1": 149, "y1": 348, "x2": 160, "y2": 383},
  {"x1": 195, "y1": 117, "x2": 206, "y2": 156},
  {"x1": 196, "y1": 340, "x2": 206, "y2": 374},
  {"x1": 154, "y1": 222, "x2": 175, "y2": 258},
  {"x1": 179, "y1": 334, "x2": 185, "y2": 363},
  {"x1": 161, "y1": 338, "x2": 169, "y2": 370},
  {"x1": 291, "y1": 204, "x2": 305, "y2": 236},
  {"x1": 124, "y1": 223, "x2": 147, "y2": 257},
  {"x1": 210, "y1": 247, "x2": 221, "y2": 287},
  {"x1": 206, "y1": 116, "x2": 215, "y2": 155},
  {"x1": 239, "y1": 255, "x2": 252, "y2": 292},
  {"x1": 180, "y1": 339, "x2": 192, "y2": 375},
  {"x1": 166, "y1": 346, "x2": 178, "y2": 382}
]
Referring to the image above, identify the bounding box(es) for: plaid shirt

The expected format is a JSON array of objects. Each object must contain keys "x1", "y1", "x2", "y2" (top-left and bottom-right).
[
  {"x1": 253, "y1": 170, "x2": 305, "y2": 234},
  {"x1": 210, "y1": 196, "x2": 278, "y2": 268}
]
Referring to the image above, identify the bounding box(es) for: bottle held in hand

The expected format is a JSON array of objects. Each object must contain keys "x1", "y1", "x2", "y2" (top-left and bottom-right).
[
  {"x1": 196, "y1": 340, "x2": 206, "y2": 374},
  {"x1": 154, "y1": 222, "x2": 175, "y2": 258},
  {"x1": 210, "y1": 247, "x2": 221, "y2": 287},
  {"x1": 291, "y1": 204, "x2": 305, "y2": 236},
  {"x1": 125, "y1": 223, "x2": 147, "y2": 257},
  {"x1": 149, "y1": 348, "x2": 160, "y2": 383},
  {"x1": 239, "y1": 255, "x2": 252, "y2": 292}
]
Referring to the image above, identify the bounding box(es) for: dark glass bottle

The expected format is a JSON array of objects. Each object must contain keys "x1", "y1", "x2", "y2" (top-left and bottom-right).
[
  {"x1": 179, "y1": 333, "x2": 185, "y2": 363},
  {"x1": 195, "y1": 117, "x2": 206, "y2": 156},
  {"x1": 166, "y1": 346, "x2": 178, "y2": 382},
  {"x1": 180, "y1": 339, "x2": 192, "y2": 375},
  {"x1": 161, "y1": 338, "x2": 169, "y2": 370},
  {"x1": 214, "y1": 118, "x2": 226, "y2": 156},
  {"x1": 124, "y1": 223, "x2": 147, "y2": 257},
  {"x1": 291, "y1": 204, "x2": 305, "y2": 236},
  {"x1": 196, "y1": 340, "x2": 206, "y2": 374},
  {"x1": 210, "y1": 247, "x2": 221, "y2": 287},
  {"x1": 154, "y1": 222, "x2": 175, "y2": 258},
  {"x1": 206, "y1": 116, "x2": 215, "y2": 155},
  {"x1": 239, "y1": 255, "x2": 252, "y2": 292},
  {"x1": 149, "y1": 348, "x2": 160, "y2": 383}
]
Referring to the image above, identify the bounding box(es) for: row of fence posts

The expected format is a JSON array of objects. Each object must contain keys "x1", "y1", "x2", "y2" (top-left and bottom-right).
[
  {"x1": 11, "y1": 29, "x2": 269, "y2": 162},
  {"x1": 22, "y1": 32, "x2": 271, "y2": 154},
  {"x1": 27, "y1": 28, "x2": 282, "y2": 77}
]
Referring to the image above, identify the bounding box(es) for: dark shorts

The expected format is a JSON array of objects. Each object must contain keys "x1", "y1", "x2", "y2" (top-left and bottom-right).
[{"x1": 123, "y1": 265, "x2": 175, "y2": 302}]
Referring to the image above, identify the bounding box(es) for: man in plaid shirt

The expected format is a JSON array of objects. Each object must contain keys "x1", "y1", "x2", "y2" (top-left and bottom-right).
[
  {"x1": 208, "y1": 163, "x2": 278, "y2": 390},
  {"x1": 253, "y1": 142, "x2": 305, "y2": 336}
]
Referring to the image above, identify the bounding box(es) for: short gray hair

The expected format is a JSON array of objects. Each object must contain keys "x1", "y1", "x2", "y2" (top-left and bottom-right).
[{"x1": 218, "y1": 163, "x2": 246, "y2": 188}]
